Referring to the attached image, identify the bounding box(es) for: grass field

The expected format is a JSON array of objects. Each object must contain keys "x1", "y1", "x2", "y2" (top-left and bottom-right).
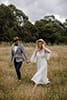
[{"x1": 0, "y1": 44, "x2": 67, "y2": 100}]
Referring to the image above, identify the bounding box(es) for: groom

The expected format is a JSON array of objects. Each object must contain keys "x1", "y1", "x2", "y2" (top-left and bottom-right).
[{"x1": 11, "y1": 36, "x2": 29, "y2": 80}]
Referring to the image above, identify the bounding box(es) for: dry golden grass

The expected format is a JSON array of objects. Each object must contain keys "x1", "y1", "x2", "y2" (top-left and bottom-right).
[{"x1": 0, "y1": 44, "x2": 67, "y2": 100}]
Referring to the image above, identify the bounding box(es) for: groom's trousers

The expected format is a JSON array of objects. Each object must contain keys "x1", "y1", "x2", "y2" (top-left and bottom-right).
[{"x1": 14, "y1": 59, "x2": 22, "y2": 80}]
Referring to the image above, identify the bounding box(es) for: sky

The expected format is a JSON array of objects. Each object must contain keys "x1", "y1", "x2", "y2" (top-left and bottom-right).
[{"x1": 0, "y1": 0, "x2": 67, "y2": 23}]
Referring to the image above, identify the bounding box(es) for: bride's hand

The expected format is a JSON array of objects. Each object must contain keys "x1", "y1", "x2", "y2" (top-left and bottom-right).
[
  {"x1": 26, "y1": 60, "x2": 30, "y2": 64},
  {"x1": 42, "y1": 44, "x2": 45, "y2": 49}
]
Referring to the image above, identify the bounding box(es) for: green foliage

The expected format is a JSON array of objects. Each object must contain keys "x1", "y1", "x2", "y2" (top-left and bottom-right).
[
  {"x1": 0, "y1": 4, "x2": 28, "y2": 42},
  {"x1": 23, "y1": 20, "x2": 38, "y2": 42},
  {"x1": 0, "y1": 4, "x2": 67, "y2": 44},
  {"x1": 35, "y1": 16, "x2": 66, "y2": 44}
]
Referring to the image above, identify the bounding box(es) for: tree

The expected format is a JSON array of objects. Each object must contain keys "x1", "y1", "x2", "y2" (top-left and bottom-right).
[
  {"x1": 0, "y1": 4, "x2": 67, "y2": 44},
  {"x1": 35, "y1": 15, "x2": 66, "y2": 44},
  {"x1": 22, "y1": 20, "x2": 38, "y2": 42},
  {"x1": 0, "y1": 4, "x2": 29, "y2": 42}
]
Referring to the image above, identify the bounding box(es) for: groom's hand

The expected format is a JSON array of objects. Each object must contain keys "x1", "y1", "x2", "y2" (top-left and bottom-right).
[{"x1": 26, "y1": 60, "x2": 30, "y2": 64}]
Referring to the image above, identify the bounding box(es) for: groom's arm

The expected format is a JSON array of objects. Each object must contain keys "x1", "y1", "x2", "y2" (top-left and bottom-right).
[{"x1": 21, "y1": 44, "x2": 29, "y2": 61}]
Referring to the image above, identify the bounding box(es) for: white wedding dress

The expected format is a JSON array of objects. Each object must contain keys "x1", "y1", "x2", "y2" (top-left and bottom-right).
[{"x1": 30, "y1": 49, "x2": 51, "y2": 85}]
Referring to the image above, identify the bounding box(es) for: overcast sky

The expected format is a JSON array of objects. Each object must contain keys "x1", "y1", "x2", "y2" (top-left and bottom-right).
[{"x1": 0, "y1": 0, "x2": 67, "y2": 23}]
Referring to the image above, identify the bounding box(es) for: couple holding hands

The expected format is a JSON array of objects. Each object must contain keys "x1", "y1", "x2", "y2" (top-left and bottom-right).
[{"x1": 11, "y1": 36, "x2": 51, "y2": 90}]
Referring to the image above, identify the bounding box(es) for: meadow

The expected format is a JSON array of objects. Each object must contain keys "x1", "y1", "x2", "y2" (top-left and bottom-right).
[{"x1": 0, "y1": 44, "x2": 67, "y2": 100}]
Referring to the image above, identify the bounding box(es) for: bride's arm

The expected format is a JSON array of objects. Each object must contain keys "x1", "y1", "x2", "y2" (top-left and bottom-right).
[
  {"x1": 43, "y1": 44, "x2": 51, "y2": 53},
  {"x1": 44, "y1": 47, "x2": 52, "y2": 60},
  {"x1": 44, "y1": 47, "x2": 51, "y2": 53},
  {"x1": 30, "y1": 49, "x2": 37, "y2": 63}
]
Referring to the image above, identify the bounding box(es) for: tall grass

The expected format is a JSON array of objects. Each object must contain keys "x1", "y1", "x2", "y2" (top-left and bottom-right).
[{"x1": 0, "y1": 44, "x2": 67, "y2": 100}]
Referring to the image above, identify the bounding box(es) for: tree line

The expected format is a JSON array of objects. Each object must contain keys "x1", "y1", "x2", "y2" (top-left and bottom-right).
[{"x1": 0, "y1": 4, "x2": 67, "y2": 44}]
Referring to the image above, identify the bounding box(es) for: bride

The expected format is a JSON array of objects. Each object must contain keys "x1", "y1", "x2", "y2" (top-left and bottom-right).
[{"x1": 30, "y1": 39, "x2": 51, "y2": 91}]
